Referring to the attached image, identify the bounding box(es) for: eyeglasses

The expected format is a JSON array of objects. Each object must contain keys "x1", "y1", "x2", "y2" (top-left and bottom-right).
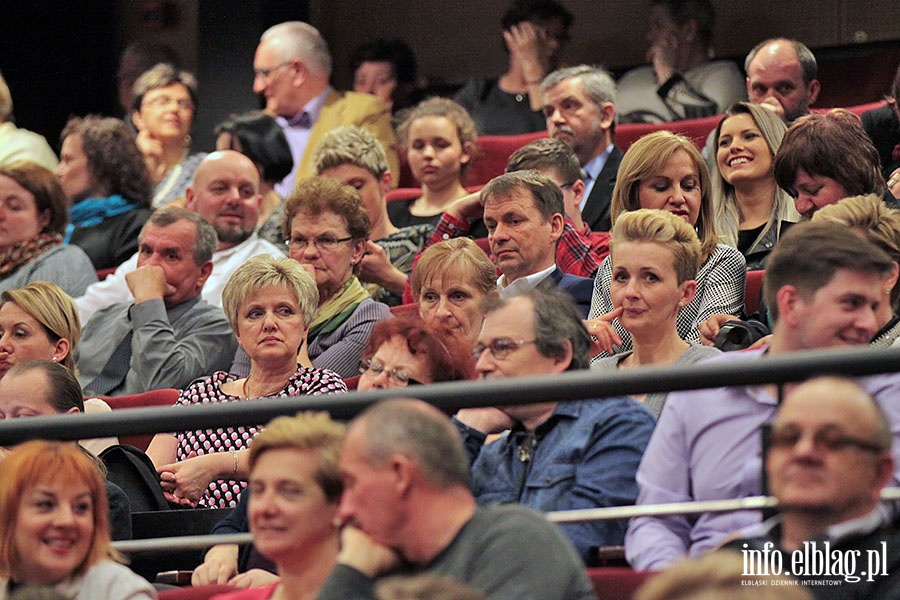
[
  {"x1": 471, "y1": 338, "x2": 536, "y2": 362},
  {"x1": 286, "y1": 235, "x2": 353, "y2": 252},
  {"x1": 769, "y1": 427, "x2": 886, "y2": 454},
  {"x1": 142, "y1": 95, "x2": 194, "y2": 111},
  {"x1": 253, "y1": 61, "x2": 293, "y2": 81},
  {"x1": 359, "y1": 359, "x2": 422, "y2": 386}
]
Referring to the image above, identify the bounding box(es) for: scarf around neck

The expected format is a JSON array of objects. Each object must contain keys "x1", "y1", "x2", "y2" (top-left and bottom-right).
[
  {"x1": 0, "y1": 232, "x2": 62, "y2": 278},
  {"x1": 308, "y1": 276, "x2": 370, "y2": 339},
  {"x1": 64, "y1": 195, "x2": 139, "y2": 243}
]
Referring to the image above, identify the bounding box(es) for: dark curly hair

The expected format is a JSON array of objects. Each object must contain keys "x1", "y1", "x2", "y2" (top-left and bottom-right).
[{"x1": 61, "y1": 116, "x2": 153, "y2": 207}]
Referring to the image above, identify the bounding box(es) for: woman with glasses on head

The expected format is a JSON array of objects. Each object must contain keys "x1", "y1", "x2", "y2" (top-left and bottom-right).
[{"x1": 131, "y1": 63, "x2": 207, "y2": 208}]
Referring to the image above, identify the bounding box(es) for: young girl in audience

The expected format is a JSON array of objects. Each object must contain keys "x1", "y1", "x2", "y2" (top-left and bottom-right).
[
  {"x1": 712, "y1": 102, "x2": 800, "y2": 270},
  {"x1": 591, "y1": 210, "x2": 720, "y2": 417},
  {"x1": 389, "y1": 98, "x2": 477, "y2": 229},
  {"x1": 586, "y1": 131, "x2": 746, "y2": 358}
]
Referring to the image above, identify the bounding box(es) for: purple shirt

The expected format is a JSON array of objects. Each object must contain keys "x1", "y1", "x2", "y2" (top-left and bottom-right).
[
  {"x1": 625, "y1": 348, "x2": 900, "y2": 570},
  {"x1": 274, "y1": 88, "x2": 329, "y2": 197}
]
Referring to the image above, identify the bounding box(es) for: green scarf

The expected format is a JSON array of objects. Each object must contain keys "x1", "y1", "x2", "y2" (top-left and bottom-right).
[{"x1": 308, "y1": 276, "x2": 370, "y2": 339}]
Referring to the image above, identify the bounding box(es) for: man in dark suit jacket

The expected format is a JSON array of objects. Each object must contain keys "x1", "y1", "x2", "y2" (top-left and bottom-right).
[
  {"x1": 541, "y1": 65, "x2": 621, "y2": 232},
  {"x1": 481, "y1": 170, "x2": 593, "y2": 317}
]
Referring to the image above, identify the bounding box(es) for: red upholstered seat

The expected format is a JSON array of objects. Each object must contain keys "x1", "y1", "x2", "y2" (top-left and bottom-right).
[
  {"x1": 744, "y1": 269, "x2": 765, "y2": 317},
  {"x1": 102, "y1": 388, "x2": 181, "y2": 451},
  {"x1": 614, "y1": 113, "x2": 723, "y2": 152},
  {"x1": 158, "y1": 584, "x2": 237, "y2": 599},
  {"x1": 463, "y1": 131, "x2": 549, "y2": 187},
  {"x1": 586, "y1": 567, "x2": 655, "y2": 600}
]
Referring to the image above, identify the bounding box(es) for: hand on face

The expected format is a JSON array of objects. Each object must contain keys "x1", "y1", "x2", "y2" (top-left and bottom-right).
[
  {"x1": 648, "y1": 31, "x2": 679, "y2": 82},
  {"x1": 454, "y1": 407, "x2": 515, "y2": 434},
  {"x1": 584, "y1": 307, "x2": 624, "y2": 356},
  {"x1": 503, "y1": 21, "x2": 548, "y2": 76},
  {"x1": 336, "y1": 523, "x2": 403, "y2": 577},
  {"x1": 125, "y1": 265, "x2": 175, "y2": 305}
]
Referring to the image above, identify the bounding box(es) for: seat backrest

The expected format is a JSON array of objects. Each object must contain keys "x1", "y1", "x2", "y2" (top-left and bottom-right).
[
  {"x1": 586, "y1": 567, "x2": 655, "y2": 600},
  {"x1": 158, "y1": 584, "x2": 237, "y2": 599},
  {"x1": 103, "y1": 388, "x2": 181, "y2": 451},
  {"x1": 744, "y1": 269, "x2": 765, "y2": 317},
  {"x1": 464, "y1": 131, "x2": 549, "y2": 187},
  {"x1": 615, "y1": 113, "x2": 722, "y2": 152}
]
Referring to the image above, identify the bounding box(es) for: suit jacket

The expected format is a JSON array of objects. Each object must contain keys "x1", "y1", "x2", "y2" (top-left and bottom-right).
[
  {"x1": 295, "y1": 89, "x2": 399, "y2": 184},
  {"x1": 543, "y1": 266, "x2": 593, "y2": 318},
  {"x1": 581, "y1": 145, "x2": 624, "y2": 233}
]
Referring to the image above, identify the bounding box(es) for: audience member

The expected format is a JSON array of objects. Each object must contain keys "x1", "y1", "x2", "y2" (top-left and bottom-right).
[
  {"x1": 147, "y1": 255, "x2": 346, "y2": 509},
  {"x1": 317, "y1": 398, "x2": 596, "y2": 600},
  {"x1": 410, "y1": 238, "x2": 496, "y2": 348},
  {"x1": 351, "y1": 39, "x2": 421, "y2": 114},
  {"x1": 454, "y1": 0, "x2": 572, "y2": 135},
  {"x1": 132, "y1": 63, "x2": 206, "y2": 208},
  {"x1": 480, "y1": 171, "x2": 593, "y2": 316},
  {"x1": 0, "y1": 163, "x2": 97, "y2": 297},
  {"x1": 234, "y1": 176, "x2": 391, "y2": 379},
  {"x1": 862, "y1": 61, "x2": 900, "y2": 198},
  {"x1": 117, "y1": 41, "x2": 181, "y2": 118},
  {"x1": 712, "y1": 102, "x2": 799, "y2": 269},
  {"x1": 214, "y1": 111, "x2": 293, "y2": 246},
  {"x1": 57, "y1": 116, "x2": 153, "y2": 270},
  {"x1": 634, "y1": 551, "x2": 813, "y2": 600},
  {"x1": 315, "y1": 126, "x2": 432, "y2": 305},
  {"x1": 0, "y1": 440, "x2": 155, "y2": 598},
  {"x1": 744, "y1": 38, "x2": 820, "y2": 123},
  {"x1": 813, "y1": 194, "x2": 900, "y2": 347},
  {"x1": 77, "y1": 206, "x2": 236, "y2": 396},
  {"x1": 0, "y1": 360, "x2": 125, "y2": 537},
  {"x1": 625, "y1": 222, "x2": 900, "y2": 570},
  {"x1": 774, "y1": 109, "x2": 888, "y2": 220},
  {"x1": 586, "y1": 131, "x2": 745, "y2": 357},
  {"x1": 592, "y1": 210, "x2": 720, "y2": 417},
  {"x1": 358, "y1": 315, "x2": 475, "y2": 390},
  {"x1": 0, "y1": 72, "x2": 57, "y2": 170},
  {"x1": 0, "y1": 282, "x2": 80, "y2": 379},
  {"x1": 75, "y1": 150, "x2": 284, "y2": 325},
  {"x1": 456, "y1": 287, "x2": 654, "y2": 563},
  {"x1": 252, "y1": 21, "x2": 398, "y2": 195},
  {"x1": 541, "y1": 65, "x2": 621, "y2": 231},
  {"x1": 723, "y1": 377, "x2": 900, "y2": 598},
  {"x1": 616, "y1": 0, "x2": 745, "y2": 123},
  {"x1": 198, "y1": 413, "x2": 345, "y2": 598},
  {"x1": 389, "y1": 98, "x2": 478, "y2": 230}
]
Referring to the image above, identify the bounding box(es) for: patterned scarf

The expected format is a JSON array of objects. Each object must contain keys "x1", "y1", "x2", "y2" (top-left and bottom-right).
[
  {"x1": 0, "y1": 232, "x2": 62, "y2": 278},
  {"x1": 308, "y1": 276, "x2": 370, "y2": 339}
]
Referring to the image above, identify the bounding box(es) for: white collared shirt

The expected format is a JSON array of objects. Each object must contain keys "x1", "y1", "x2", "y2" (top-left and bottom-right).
[{"x1": 497, "y1": 264, "x2": 556, "y2": 298}]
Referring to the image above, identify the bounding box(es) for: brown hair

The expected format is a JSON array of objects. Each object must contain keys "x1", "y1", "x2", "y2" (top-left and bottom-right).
[
  {"x1": 282, "y1": 176, "x2": 370, "y2": 242},
  {"x1": 410, "y1": 238, "x2": 496, "y2": 299},
  {"x1": 0, "y1": 163, "x2": 69, "y2": 236}
]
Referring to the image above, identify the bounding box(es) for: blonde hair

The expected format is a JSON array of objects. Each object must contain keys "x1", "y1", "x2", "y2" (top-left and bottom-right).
[
  {"x1": 314, "y1": 125, "x2": 390, "y2": 179},
  {"x1": 249, "y1": 412, "x2": 346, "y2": 502},
  {"x1": 712, "y1": 102, "x2": 800, "y2": 250},
  {"x1": 221, "y1": 254, "x2": 319, "y2": 332},
  {"x1": 610, "y1": 131, "x2": 717, "y2": 261},
  {"x1": 611, "y1": 209, "x2": 702, "y2": 284},
  {"x1": 1, "y1": 282, "x2": 81, "y2": 376},
  {"x1": 0, "y1": 72, "x2": 11, "y2": 122},
  {"x1": 411, "y1": 238, "x2": 496, "y2": 299}
]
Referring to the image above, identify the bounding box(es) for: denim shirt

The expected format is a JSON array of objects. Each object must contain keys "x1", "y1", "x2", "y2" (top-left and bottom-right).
[{"x1": 455, "y1": 398, "x2": 655, "y2": 564}]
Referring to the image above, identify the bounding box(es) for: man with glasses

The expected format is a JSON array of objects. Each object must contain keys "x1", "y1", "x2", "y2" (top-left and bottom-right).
[
  {"x1": 723, "y1": 376, "x2": 900, "y2": 597},
  {"x1": 626, "y1": 222, "x2": 900, "y2": 571},
  {"x1": 454, "y1": 286, "x2": 655, "y2": 564},
  {"x1": 252, "y1": 22, "x2": 398, "y2": 196}
]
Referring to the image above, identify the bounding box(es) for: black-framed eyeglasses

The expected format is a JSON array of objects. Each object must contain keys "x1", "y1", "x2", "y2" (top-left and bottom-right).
[
  {"x1": 769, "y1": 427, "x2": 886, "y2": 454},
  {"x1": 471, "y1": 338, "x2": 536, "y2": 362},
  {"x1": 253, "y1": 60, "x2": 293, "y2": 80},
  {"x1": 286, "y1": 235, "x2": 354, "y2": 252},
  {"x1": 359, "y1": 359, "x2": 422, "y2": 386}
]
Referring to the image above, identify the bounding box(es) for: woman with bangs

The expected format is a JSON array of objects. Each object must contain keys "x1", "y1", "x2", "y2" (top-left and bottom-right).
[
  {"x1": 592, "y1": 210, "x2": 720, "y2": 417},
  {"x1": 0, "y1": 440, "x2": 155, "y2": 599},
  {"x1": 712, "y1": 102, "x2": 799, "y2": 270},
  {"x1": 586, "y1": 131, "x2": 745, "y2": 358}
]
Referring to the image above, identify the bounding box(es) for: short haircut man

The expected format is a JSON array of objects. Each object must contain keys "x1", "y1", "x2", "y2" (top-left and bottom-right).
[
  {"x1": 319, "y1": 397, "x2": 595, "y2": 600},
  {"x1": 253, "y1": 22, "x2": 398, "y2": 195},
  {"x1": 456, "y1": 287, "x2": 654, "y2": 563},
  {"x1": 723, "y1": 377, "x2": 900, "y2": 595},
  {"x1": 76, "y1": 206, "x2": 237, "y2": 396},
  {"x1": 480, "y1": 171, "x2": 594, "y2": 316},
  {"x1": 744, "y1": 38, "x2": 820, "y2": 123},
  {"x1": 541, "y1": 65, "x2": 622, "y2": 232},
  {"x1": 626, "y1": 222, "x2": 900, "y2": 571}
]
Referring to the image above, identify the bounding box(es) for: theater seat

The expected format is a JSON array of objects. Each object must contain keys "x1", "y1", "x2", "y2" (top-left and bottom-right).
[
  {"x1": 615, "y1": 113, "x2": 722, "y2": 152},
  {"x1": 744, "y1": 270, "x2": 765, "y2": 317},
  {"x1": 463, "y1": 131, "x2": 548, "y2": 187},
  {"x1": 103, "y1": 389, "x2": 181, "y2": 451},
  {"x1": 586, "y1": 567, "x2": 655, "y2": 600},
  {"x1": 158, "y1": 584, "x2": 236, "y2": 599}
]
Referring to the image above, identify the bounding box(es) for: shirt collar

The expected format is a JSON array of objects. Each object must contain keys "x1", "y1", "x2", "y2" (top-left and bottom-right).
[
  {"x1": 582, "y1": 143, "x2": 615, "y2": 182},
  {"x1": 497, "y1": 264, "x2": 556, "y2": 296},
  {"x1": 284, "y1": 87, "x2": 330, "y2": 128}
]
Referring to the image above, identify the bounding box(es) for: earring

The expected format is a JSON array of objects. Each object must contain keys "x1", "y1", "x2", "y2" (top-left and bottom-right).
[
  {"x1": 51, "y1": 356, "x2": 58, "y2": 362},
  {"x1": 677, "y1": 301, "x2": 684, "y2": 308}
]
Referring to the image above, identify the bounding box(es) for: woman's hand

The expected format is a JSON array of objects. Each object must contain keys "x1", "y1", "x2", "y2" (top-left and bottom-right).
[
  {"x1": 135, "y1": 129, "x2": 167, "y2": 183},
  {"x1": 503, "y1": 21, "x2": 548, "y2": 81},
  {"x1": 359, "y1": 241, "x2": 408, "y2": 296},
  {"x1": 445, "y1": 192, "x2": 484, "y2": 222},
  {"x1": 584, "y1": 307, "x2": 624, "y2": 357},
  {"x1": 698, "y1": 313, "x2": 741, "y2": 346},
  {"x1": 648, "y1": 31, "x2": 679, "y2": 84},
  {"x1": 229, "y1": 569, "x2": 281, "y2": 589},
  {"x1": 157, "y1": 451, "x2": 220, "y2": 507},
  {"x1": 888, "y1": 168, "x2": 900, "y2": 200},
  {"x1": 192, "y1": 544, "x2": 239, "y2": 585}
]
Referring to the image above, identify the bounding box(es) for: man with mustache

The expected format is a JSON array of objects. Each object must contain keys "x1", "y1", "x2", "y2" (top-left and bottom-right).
[
  {"x1": 74, "y1": 151, "x2": 284, "y2": 324},
  {"x1": 541, "y1": 64, "x2": 622, "y2": 232}
]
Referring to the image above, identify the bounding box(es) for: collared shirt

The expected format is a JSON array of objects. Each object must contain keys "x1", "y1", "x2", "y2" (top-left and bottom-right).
[
  {"x1": 580, "y1": 143, "x2": 615, "y2": 211},
  {"x1": 497, "y1": 264, "x2": 555, "y2": 296},
  {"x1": 625, "y1": 349, "x2": 900, "y2": 571},
  {"x1": 741, "y1": 509, "x2": 886, "y2": 546},
  {"x1": 274, "y1": 87, "x2": 330, "y2": 197},
  {"x1": 456, "y1": 398, "x2": 655, "y2": 564}
]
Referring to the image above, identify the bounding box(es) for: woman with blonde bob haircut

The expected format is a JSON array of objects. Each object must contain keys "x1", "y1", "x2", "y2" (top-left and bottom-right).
[
  {"x1": 712, "y1": 102, "x2": 800, "y2": 269},
  {"x1": 411, "y1": 238, "x2": 497, "y2": 347},
  {"x1": 587, "y1": 131, "x2": 745, "y2": 357},
  {"x1": 813, "y1": 194, "x2": 900, "y2": 347},
  {"x1": 592, "y1": 210, "x2": 720, "y2": 417},
  {"x1": 0, "y1": 440, "x2": 155, "y2": 598}
]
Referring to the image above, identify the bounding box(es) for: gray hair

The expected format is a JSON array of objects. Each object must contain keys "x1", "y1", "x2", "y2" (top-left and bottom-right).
[
  {"x1": 260, "y1": 21, "x2": 332, "y2": 77},
  {"x1": 745, "y1": 38, "x2": 817, "y2": 85},
  {"x1": 541, "y1": 64, "x2": 617, "y2": 107},
  {"x1": 144, "y1": 205, "x2": 218, "y2": 265}
]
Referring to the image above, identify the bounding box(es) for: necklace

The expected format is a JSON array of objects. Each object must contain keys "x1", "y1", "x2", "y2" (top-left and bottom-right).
[{"x1": 242, "y1": 376, "x2": 288, "y2": 398}]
